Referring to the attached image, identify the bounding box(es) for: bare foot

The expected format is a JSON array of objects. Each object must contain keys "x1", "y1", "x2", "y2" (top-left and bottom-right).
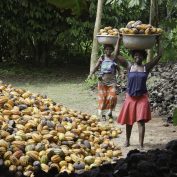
[
  {"x1": 102, "y1": 115, "x2": 106, "y2": 121},
  {"x1": 139, "y1": 145, "x2": 144, "y2": 151},
  {"x1": 124, "y1": 141, "x2": 130, "y2": 147},
  {"x1": 107, "y1": 113, "x2": 113, "y2": 119}
]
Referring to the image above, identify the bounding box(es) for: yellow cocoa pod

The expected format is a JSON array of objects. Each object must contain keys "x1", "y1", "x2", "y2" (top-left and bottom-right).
[
  {"x1": 106, "y1": 150, "x2": 113, "y2": 158},
  {"x1": 43, "y1": 134, "x2": 53, "y2": 140},
  {"x1": 111, "y1": 130, "x2": 118, "y2": 138},
  {"x1": 84, "y1": 156, "x2": 95, "y2": 165},
  {"x1": 0, "y1": 147, "x2": 6, "y2": 155},
  {"x1": 3, "y1": 110, "x2": 12, "y2": 115},
  {"x1": 151, "y1": 27, "x2": 157, "y2": 33},
  {"x1": 59, "y1": 160, "x2": 67, "y2": 168},
  {"x1": 65, "y1": 156, "x2": 72, "y2": 162},
  {"x1": 4, "y1": 151, "x2": 12, "y2": 160},
  {"x1": 156, "y1": 28, "x2": 163, "y2": 34},
  {"x1": 16, "y1": 124, "x2": 25, "y2": 130},
  {"x1": 26, "y1": 151, "x2": 39, "y2": 161},
  {"x1": 19, "y1": 156, "x2": 29, "y2": 166},
  {"x1": 4, "y1": 103, "x2": 13, "y2": 110},
  {"x1": 32, "y1": 133, "x2": 42, "y2": 142},
  {"x1": 11, "y1": 115, "x2": 20, "y2": 119},
  {"x1": 68, "y1": 163, "x2": 74, "y2": 173},
  {"x1": 51, "y1": 155, "x2": 61, "y2": 163},
  {"x1": 4, "y1": 160, "x2": 11, "y2": 167},
  {"x1": 113, "y1": 150, "x2": 122, "y2": 157},
  {"x1": 41, "y1": 163, "x2": 49, "y2": 173},
  {"x1": 94, "y1": 157, "x2": 102, "y2": 166},
  {"x1": 9, "y1": 165, "x2": 17, "y2": 172},
  {"x1": 104, "y1": 26, "x2": 112, "y2": 30},
  {"x1": 70, "y1": 154, "x2": 79, "y2": 162},
  {"x1": 58, "y1": 133, "x2": 65, "y2": 141},
  {"x1": 22, "y1": 91, "x2": 31, "y2": 98},
  {"x1": 23, "y1": 171, "x2": 33, "y2": 177},
  {"x1": 12, "y1": 140, "x2": 26, "y2": 148},
  {"x1": 25, "y1": 165, "x2": 34, "y2": 171},
  {"x1": 0, "y1": 96, "x2": 8, "y2": 104},
  {"x1": 10, "y1": 155, "x2": 19, "y2": 165},
  {"x1": 0, "y1": 139, "x2": 8, "y2": 148},
  {"x1": 0, "y1": 130, "x2": 10, "y2": 138}
]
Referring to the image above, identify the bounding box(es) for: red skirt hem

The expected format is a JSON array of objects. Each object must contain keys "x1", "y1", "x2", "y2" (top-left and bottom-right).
[{"x1": 117, "y1": 93, "x2": 151, "y2": 125}]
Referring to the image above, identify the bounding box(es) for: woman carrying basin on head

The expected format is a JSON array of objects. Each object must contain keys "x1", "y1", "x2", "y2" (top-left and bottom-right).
[
  {"x1": 115, "y1": 34, "x2": 162, "y2": 149},
  {"x1": 88, "y1": 43, "x2": 121, "y2": 121}
]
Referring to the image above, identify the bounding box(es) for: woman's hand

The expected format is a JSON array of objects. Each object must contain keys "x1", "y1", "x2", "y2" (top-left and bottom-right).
[
  {"x1": 118, "y1": 33, "x2": 122, "y2": 40},
  {"x1": 117, "y1": 33, "x2": 122, "y2": 44},
  {"x1": 114, "y1": 33, "x2": 122, "y2": 57}
]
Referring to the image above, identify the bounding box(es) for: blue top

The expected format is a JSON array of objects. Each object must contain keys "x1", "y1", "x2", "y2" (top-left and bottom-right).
[
  {"x1": 127, "y1": 66, "x2": 148, "y2": 96},
  {"x1": 100, "y1": 56, "x2": 117, "y2": 75}
]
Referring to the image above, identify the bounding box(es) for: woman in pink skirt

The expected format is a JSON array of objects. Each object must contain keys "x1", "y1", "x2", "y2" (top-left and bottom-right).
[{"x1": 115, "y1": 35, "x2": 162, "y2": 149}]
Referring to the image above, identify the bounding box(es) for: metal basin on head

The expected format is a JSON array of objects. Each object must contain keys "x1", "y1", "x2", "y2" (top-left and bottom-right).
[
  {"x1": 96, "y1": 35, "x2": 118, "y2": 45},
  {"x1": 122, "y1": 34, "x2": 159, "y2": 49}
]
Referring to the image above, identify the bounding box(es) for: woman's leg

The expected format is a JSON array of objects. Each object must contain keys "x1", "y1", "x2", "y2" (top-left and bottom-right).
[
  {"x1": 98, "y1": 83, "x2": 107, "y2": 120},
  {"x1": 137, "y1": 120, "x2": 145, "y2": 148},
  {"x1": 125, "y1": 124, "x2": 133, "y2": 147},
  {"x1": 107, "y1": 109, "x2": 113, "y2": 118},
  {"x1": 107, "y1": 85, "x2": 117, "y2": 118}
]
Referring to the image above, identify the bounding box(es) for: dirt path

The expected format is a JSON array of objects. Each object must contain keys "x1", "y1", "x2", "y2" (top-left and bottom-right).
[
  {"x1": 2, "y1": 75, "x2": 177, "y2": 157},
  {"x1": 80, "y1": 91, "x2": 177, "y2": 157},
  {"x1": 115, "y1": 115, "x2": 177, "y2": 156}
]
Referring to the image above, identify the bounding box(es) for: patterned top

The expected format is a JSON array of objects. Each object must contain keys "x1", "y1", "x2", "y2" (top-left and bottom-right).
[{"x1": 98, "y1": 55, "x2": 117, "y2": 86}]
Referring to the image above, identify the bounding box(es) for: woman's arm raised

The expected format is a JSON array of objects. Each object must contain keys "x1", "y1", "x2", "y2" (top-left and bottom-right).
[
  {"x1": 146, "y1": 36, "x2": 163, "y2": 72},
  {"x1": 114, "y1": 34, "x2": 129, "y2": 68}
]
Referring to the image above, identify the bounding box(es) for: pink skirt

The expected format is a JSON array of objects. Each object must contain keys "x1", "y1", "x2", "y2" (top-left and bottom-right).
[{"x1": 117, "y1": 93, "x2": 151, "y2": 125}]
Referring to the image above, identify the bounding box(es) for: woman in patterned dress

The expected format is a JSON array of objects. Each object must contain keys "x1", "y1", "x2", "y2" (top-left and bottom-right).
[{"x1": 89, "y1": 44, "x2": 120, "y2": 120}]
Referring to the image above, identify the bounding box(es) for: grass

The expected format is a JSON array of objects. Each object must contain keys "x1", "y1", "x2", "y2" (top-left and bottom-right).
[{"x1": 0, "y1": 65, "x2": 98, "y2": 115}]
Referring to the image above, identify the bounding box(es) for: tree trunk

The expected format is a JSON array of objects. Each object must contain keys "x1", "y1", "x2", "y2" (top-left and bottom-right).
[
  {"x1": 147, "y1": 0, "x2": 158, "y2": 62},
  {"x1": 29, "y1": 37, "x2": 39, "y2": 66},
  {"x1": 31, "y1": 41, "x2": 48, "y2": 67},
  {"x1": 89, "y1": 0, "x2": 104, "y2": 73},
  {"x1": 149, "y1": 0, "x2": 158, "y2": 26},
  {"x1": 34, "y1": 44, "x2": 40, "y2": 66},
  {"x1": 39, "y1": 43, "x2": 48, "y2": 67}
]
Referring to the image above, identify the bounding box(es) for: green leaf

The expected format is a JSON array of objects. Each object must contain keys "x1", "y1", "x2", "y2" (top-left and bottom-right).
[
  {"x1": 128, "y1": 0, "x2": 140, "y2": 7},
  {"x1": 105, "y1": 0, "x2": 123, "y2": 5},
  {"x1": 47, "y1": 0, "x2": 87, "y2": 16},
  {"x1": 21, "y1": 0, "x2": 28, "y2": 7},
  {"x1": 105, "y1": 0, "x2": 115, "y2": 4},
  {"x1": 139, "y1": 0, "x2": 146, "y2": 9}
]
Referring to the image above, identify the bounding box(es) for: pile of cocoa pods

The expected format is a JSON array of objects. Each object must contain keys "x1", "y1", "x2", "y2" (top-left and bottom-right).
[
  {"x1": 0, "y1": 81, "x2": 122, "y2": 177},
  {"x1": 1, "y1": 140, "x2": 177, "y2": 177}
]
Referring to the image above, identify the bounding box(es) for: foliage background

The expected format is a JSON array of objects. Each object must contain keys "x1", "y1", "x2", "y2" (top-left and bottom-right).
[{"x1": 0, "y1": 0, "x2": 177, "y2": 68}]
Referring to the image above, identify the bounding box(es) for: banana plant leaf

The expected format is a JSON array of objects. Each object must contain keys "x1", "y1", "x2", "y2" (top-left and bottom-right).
[
  {"x1": 47, "y1": 0, "x2": 87, "y2": 16},
  {"x1": 172, "y1": 107, "x2": 177, "y2": 126}
]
